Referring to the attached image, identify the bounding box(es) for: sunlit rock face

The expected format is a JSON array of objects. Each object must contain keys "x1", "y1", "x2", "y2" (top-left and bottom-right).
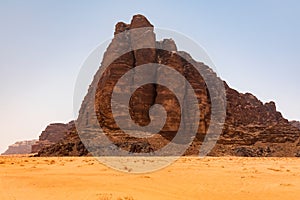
[
  {"x1": 35, "y1": 15, "x2": 300, "y2": 157},
  {"x1": 2, "y1": 140, "x2": 37, "y2": 155}
]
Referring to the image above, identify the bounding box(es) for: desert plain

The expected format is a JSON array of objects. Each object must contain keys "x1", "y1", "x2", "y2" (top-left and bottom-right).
[{"x1": 0, "y1": 156, "x2": 299, "y2": 200}]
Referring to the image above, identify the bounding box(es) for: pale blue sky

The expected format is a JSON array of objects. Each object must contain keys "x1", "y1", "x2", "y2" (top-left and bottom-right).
[{"x1": 0, "y1": 0, "x2": 299, "y2": 153}]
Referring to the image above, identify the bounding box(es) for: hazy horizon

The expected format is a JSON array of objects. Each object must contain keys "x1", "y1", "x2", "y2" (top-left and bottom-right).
[{"x1": 1, "y1": 0, "x2": 299, "y2": 153}]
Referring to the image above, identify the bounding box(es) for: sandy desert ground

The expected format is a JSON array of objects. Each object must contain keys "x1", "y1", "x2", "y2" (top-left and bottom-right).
[{"x1": 0, "y1": 156, "x2": 300, "y2": 200}]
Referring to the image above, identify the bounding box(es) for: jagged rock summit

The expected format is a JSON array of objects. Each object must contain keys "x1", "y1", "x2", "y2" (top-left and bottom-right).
[
  {"x1": 34, "y1": 15, "x2": 300, "y2": 157},
  {"x1": 291, "y1": 120, "x2": 300, "y2": 130}
]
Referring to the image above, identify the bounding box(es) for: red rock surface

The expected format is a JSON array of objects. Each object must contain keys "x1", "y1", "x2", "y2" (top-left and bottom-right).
[
  {"x1": 291, "y1": 120, "x2": 300, "y2": 130},
  {"x1": 35, "y1": 122, "x2": 89, "y2": 156},
  {"x1": 32, "y1": 121, "x2": 75, "y2": 153},
  {"x1": 35, "y1": 15, "x2": 300, "y2": 157}
]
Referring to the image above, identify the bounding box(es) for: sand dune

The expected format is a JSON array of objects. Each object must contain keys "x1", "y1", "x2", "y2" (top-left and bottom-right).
[{"x1": 0, "y1": 156, "x2": 300, "y2": 200}]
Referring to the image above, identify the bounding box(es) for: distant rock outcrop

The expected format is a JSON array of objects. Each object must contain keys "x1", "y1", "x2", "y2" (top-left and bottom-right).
[
  {"x1": 35, "y1": 122, "x2": 89, "y2": 156},
  {"x1": 32, "y1": 121, "x2": 77, "y2": 153},
  {"x1": 34, "y1": 15, "x2": 300, "y2": 157},
  {"x1": 2, "y1": 140, "x2": 37, "y2": 155},
  {"x1": 290, "y1": 120, "x2": 300, "y2": 130}
]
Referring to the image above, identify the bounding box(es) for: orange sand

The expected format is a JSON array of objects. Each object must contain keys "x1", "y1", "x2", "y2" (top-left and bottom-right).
[{"x1": 0, "y1": 156, "x2": 299, "y2": 200}]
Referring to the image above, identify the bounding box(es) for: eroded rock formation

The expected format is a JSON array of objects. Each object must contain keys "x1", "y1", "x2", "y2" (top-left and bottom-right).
[
  {"x1": 290, "y1": 120, "x2": 300, "y2": 130},
  {"x1": 34, "y1": 15, "x2": 300, "y2": 157},
  {"x1": 32, "y1": 121, "x2": 86, "y2": 155},
  {"x1": 35, "y1": 121, "x2": 88, "y2": 156},
  {"x1": 2, "y1": 140, "x2": 37, "y2": 155}
]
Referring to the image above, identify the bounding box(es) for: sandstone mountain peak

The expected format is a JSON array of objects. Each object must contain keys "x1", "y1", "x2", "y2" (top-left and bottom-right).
[
  {"x1": 130, "y1": 14, "x2": 153, "y2": 29},
  {"x1": 114, "y1": 14, "x2": 153, "y2": 35},
  {"x1": 34, "y1": 15, "x2": 300, "y2": 157}
]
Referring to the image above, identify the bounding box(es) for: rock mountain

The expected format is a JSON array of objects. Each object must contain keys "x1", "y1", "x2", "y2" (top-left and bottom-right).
[
  {"x1": 34, "y1": 15, "x2": 300, "y2": 157},
  {"x1": 2, "y1": 140, "x2": 37, "y2": 155}
]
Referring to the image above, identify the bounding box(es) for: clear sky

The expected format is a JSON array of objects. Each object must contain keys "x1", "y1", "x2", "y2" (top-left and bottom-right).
[{"x1": 0, "y1": 0, "x2": 299, "y2": 153}]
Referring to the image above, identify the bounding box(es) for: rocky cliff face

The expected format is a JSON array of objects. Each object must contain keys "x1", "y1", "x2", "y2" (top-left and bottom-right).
[
  {"x1": 32, "y1": 121, "x2": 80, "y2": 154},
  {"x1": 35, "y1": 121, "x2": 89, "y2": 156},
  {"x1": 291, "y1": 121, "x2": 300, "y2": 130},
  {"x1": 35, "y1": 15, "x2": 300, "y2": 157},
  {"x1": 213, "y1": 86, "x2": 300, "y2": 157},
  {"x1": 2, "y1": 140, "x2": 37, "y2": 155}
]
